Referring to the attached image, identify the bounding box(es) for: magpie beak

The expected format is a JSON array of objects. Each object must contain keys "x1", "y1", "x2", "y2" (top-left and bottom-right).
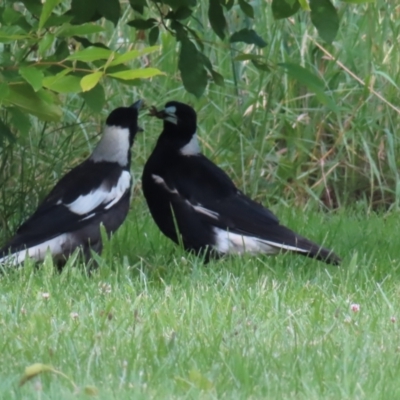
[
  {"x1": 130, "y1": 99, "x2": 144, "y2": 132},
  {"x1": 142, "y1": 100, "x2": 341, "y2": 265},
  {"x1": 0, "y1": 101, "x2": 142, "y2": 268},
  {"x1": 149, "y1": 106, "x2": 178, "y2": 125}
]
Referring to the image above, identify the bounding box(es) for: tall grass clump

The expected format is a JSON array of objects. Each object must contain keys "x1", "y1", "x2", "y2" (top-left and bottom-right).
[{"x1": 1, "y1": 0, "x2": 399, "y2": 239}]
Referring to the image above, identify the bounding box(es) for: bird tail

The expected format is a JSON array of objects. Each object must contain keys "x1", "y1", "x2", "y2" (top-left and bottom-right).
[
  {"x1": 292, "y1": 236, "x2": 341, "y2": 265},
  {"x1": 254, "y1": 225, "x2": 341, "y2": 265}
]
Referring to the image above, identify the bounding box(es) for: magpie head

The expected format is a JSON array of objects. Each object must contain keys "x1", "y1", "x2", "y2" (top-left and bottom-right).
[
  {"x1": 91, "y1": 100, "x2": 143, "y2": 166},
  {"x1": 105, "y1": 99, "x2": 143, "y2": 145},
  {"x1": 151, "y1": 101, "x2": 197, "y2": 134},
  {"x1": 150, "y1": 101, "x2": 199, "y2": 155}
]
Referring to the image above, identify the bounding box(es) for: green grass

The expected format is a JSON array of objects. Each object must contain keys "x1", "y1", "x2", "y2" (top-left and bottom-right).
[
  {"x1": 1, "y1": 208, "x2": 400, "y2": 399},
  {"x1": 1, "y1": 0, "x2": 400, "y2": 398}
]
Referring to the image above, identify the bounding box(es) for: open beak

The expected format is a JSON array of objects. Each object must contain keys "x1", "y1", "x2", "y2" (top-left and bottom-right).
[
  {"x1": 149, "y1": 106, "x2": 167, "y2": 119},
  {"x1": 130, "y1": 99, "x2": 144, "y2": 132},
  {"x1": 149, "y1": 106, "x2": 177, "y2": 124}
]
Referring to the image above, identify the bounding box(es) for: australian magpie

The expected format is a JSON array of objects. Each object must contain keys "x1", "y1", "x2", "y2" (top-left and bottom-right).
[
  {"x1": 142, "y1": 101, "x2": 341, "y2": 265},
  {"x1": 0, "y1": 100, "x2": 142, "y2": 267}
]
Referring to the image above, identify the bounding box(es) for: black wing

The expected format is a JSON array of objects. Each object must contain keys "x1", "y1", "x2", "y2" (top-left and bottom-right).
[
  {"x1": 149, "y1": 155, "x2": 340, "y2": 264},
  {"x1": 2, "y1": 160, "x2": 129, "y2": 251}
]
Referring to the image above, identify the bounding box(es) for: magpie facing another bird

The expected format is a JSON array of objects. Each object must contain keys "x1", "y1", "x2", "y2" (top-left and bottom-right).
[
  {"x1": 142, "y1": 101, "x2": 341, "y2": 265},
  {"x1": 0, "y1": 100, "x2": 143, "y2": 267}
]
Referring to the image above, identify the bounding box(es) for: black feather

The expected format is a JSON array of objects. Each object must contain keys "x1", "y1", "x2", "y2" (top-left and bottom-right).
[{"x1": 143, "y1": 101, "x2": 341, "y2": 265}]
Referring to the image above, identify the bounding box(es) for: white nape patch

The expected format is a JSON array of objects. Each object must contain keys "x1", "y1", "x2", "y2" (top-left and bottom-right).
[
  {"x1": 66, "y1": 170, "x2": 131, "y2": 215},
  {"x1": 180, "y1": 134, "x2": 200, "y2": 156},
  {"x1": 90, "y1": 126, "x2": 130, "y2": 166},
  {"x1": 152, "y1": 174, "x2": 178, "y2": 194},
  {"x1": 213, "y1": 227, "x2": 309, "y2": 255},
  {"x1": 0, "y1": 233, "x2": 70, "y2": 266}
]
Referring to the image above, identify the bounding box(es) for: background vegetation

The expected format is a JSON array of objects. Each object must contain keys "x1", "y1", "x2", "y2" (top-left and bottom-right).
[{"x1": 0, "y1": 0, "x2": 399, "y2": 398}]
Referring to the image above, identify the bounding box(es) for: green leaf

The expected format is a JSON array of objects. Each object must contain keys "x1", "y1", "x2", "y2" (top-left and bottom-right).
[
  {"x1": 210, "y1": 70, "x2": 224, "y2": 86},
  {"x1": 173, "y1": 6, "x2": 193, "y2": 20},
  {"x1": 178, "y1": 36, "x2": 208, "y2": 97},
  {"x1": 149, "y1": 26, "x2": 160, "y2": 45},
  {"x1": 238, "y1": 0, "x2": 254, "y2": 18},
  {"x1": 80, "y1": 72, "x2": 103, "y2": 92},
  {"x1": 5, "y1": 85, "x2": 62, "y2": 121},
  {"x1": 298, "y1": 0, "x2": 311, "y2": 9},
  {"x1": 83, "y1": 386, "x2": 99, "y2": 396},
  {"x1": 19, "y1": 364, "x2": 55, "y2": 386},
  {"x1": 8, "y1": 107, "x2": 31, "y2": 136},
  {"x1": 208, "y1": 0, "x2": 226, "y2": 40},
  {"x1": 43, "y1": 74, "x2": 82, "y2": 93},
  {"x1": 70, "y1": 0, "x2": 98, "y2": 24},
  {"x1": 80, "y1": 83, "x2": 105, "y2": 112},
  {"x1": 127, "y1": 18, "x2": 157, "y2": 30},
  {"x1": 279, "y1": 62, "x2": 337, "y2": 111},
  {"x1": 226, "y1": 0, "x2": 234, "y2": 9},
  {"x1": 38, "y1": 33, "x2": 54, "y2": 55},
  {"x1": 229, "y1": 29, "x2": 267, "y2": 48},
  {"x1": 0, "y1": 118, "x2": 15, "y2": 145},
  {"x1": 56, "y1": 23, "x2": 105, "y2": 37},
  {"x1": 19, "y1": 66, "x2": 44, "y2": 92},
  {"x1": 20, "y1": 0, "x2": 42, "y2": 16},
  {"x1": 251, "y1": 59, "x2": 270, "y2": 72},
  {"x1": 108, "y1": 68, "x2": 164, "y2": 80},
  {"x1": 2, "y1": 7, "x2": 23, "y2": 25},
  {"x1": 0, "y1": 29, "x2": 28, "y2": 42},
  {"x1": 109, "y1": 46, "x2": 160, "y2": 67},
  {"x1": 309, "y1": 0, "x2": 339, "y2": 43},
  {"x1": 129, "y1": 0, "x2": 147, "y2": 14},
  {"x1": 42, "y1": 14, "x2": 72, "y2": 29},
  {"x1": 97, "y1": 0, "x2": 121, "y2": 26},
  {"x1": 0, "y1": 83, "x2": 10, "y2": 103},
  {"x1": 129, "y1": 0, "x2": 148, "y2": 14},
  {"x1": 39, "y1": 0, "x2": 61, "y2": 30},
  {"x1": 341, "y1": 0, "x2": 375, "y2": 2},
  {"x1": 66, "y1": 46, "x2": 114, "y2": 62},
  {"x1": 164, "y1": 0, "x2": 196, "y2": 9},
  {"x1": 272, "y1": 0, "x2": 301, "y2": 19}
]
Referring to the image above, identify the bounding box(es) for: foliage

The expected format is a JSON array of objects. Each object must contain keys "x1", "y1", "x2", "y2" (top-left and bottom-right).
[
  {"x1": 1, "y1": 0, "x2": 399, "y2": 234},
  {"x1": 0, "y1": 0, "x2": 372, "y2": 142}
]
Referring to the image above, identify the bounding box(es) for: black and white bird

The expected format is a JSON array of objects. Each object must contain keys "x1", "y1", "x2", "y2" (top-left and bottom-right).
[
  {"x1": 142, "y1": 101, "x2": 341, "y2": 264},
  {"x1": 0, "y1": 100, "x2": 142, "y2": 266}
]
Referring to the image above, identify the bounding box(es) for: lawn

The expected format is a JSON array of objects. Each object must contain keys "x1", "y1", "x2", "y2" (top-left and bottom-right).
[
  {"x1": 1, "y1": 0, "x2": 400, "y2": 398},
  {"x1": 2, "y1": 208, "x2": 400, "y2": 399}
]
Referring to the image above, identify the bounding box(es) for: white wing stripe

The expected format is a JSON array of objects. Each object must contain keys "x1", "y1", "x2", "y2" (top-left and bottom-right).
[
  {"x1": 0, "y1": 233, "x2": 71, "y2": 266},
  {"x1": 213, "y1": 227, "x2": 309, "y2": 255},
  {"x1": 66, "y1": 170, "x2": 131, "y2": 215},
  {"x1": 152, "y1": 174, "x2": 178, "y2": 194},
  {"x1": 192, "y1": 204, "x2": 219, "y2": 220}
]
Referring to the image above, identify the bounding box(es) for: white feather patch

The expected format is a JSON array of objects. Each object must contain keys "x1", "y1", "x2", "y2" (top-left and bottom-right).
[
  {"x1": 66, "y1": 170, "x2": 131, "y2": 215},
  {"x1": 165, "y1": 105, "x2": 177, "y2": 114},
  {"x1": 191, "y1": 204, "x2": 219, "y2": 220},
  {"x1": 0, "y1": 233, "x2": 71, "y2": 266},
  {"x1": 213, "y1": 227, "x2": 309, "y2": 255},
  {"x1": 180, "y1": 134, "x2": 200, "y2": 156},
  {"x1": 152, "y1": 174, "x2": 178, "y2": 194},
  {"x1": 90, "y1": 126, "x2": 131, "y2": 166}
]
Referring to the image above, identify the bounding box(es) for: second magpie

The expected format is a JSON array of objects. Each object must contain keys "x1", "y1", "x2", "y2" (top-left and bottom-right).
[
  {"x1": 0, "y1": 100, "x2": 142, "y2": 266},
  {"x1": 142, "y1": 101, "x2": 341, "y2": 265}
]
